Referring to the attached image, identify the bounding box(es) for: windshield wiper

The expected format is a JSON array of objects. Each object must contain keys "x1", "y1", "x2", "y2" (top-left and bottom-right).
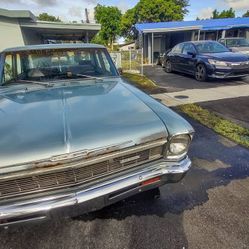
[
  {"x1": 57, "y1": 72, "x2": 104, "y2": 82},
  {"x1": 14, "y1": 79, "x2": 54, "y2": 87},
  {"x1": 75, "y1": 73, "x2": 103, "y2": 81}
]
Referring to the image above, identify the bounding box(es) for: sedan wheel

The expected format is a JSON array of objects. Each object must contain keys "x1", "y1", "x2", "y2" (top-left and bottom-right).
[
  {"x1": 165, "y1": 60, "x2": 172, "y2": 73},
  {"x1": 195, "y1": 64, "x2": 207, "y2": 81}
]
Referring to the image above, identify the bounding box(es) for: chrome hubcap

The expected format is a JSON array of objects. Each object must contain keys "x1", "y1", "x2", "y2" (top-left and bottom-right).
[{"x1": 196, "y1": 65, "x2": 205, "y2": 80}]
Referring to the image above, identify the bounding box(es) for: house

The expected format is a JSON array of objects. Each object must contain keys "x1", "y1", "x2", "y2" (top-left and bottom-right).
[
  {"x1": 119, "y1": 41, "x2": 136, "y2": 51},
  {"x1": 135, "y1": 17, "x2": 249, "y2": 64}
]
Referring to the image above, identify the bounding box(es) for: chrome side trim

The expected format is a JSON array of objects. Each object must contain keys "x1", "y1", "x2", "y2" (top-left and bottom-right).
[{"x1": 0, "y1": 157, "x2": 191, "y2": 222}]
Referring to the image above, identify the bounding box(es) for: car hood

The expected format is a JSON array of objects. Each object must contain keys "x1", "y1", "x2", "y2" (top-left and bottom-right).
[
  {"x1": 230, "y1": 47, "x2": 249, "y2": 54},
  {"x1": 202, "y1": 52, "x2": 249, "y2": 62},
  {"x1": 0, "y1": 79, "x2": 167, "y2": 168}
]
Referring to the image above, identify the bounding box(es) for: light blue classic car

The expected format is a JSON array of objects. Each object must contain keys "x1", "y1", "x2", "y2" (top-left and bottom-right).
[{"x1": 0, "y1": 44, "x2": 194, "y2": 226}]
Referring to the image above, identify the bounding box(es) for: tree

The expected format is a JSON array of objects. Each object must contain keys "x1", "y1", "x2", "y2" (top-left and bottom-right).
[
  {"x1": 94, "y1": 4, "x2": 122, "y2": 50},
  {"x1": 121, "y1": 0, "x2": 189, "y2": 40},
  {"x1": 91, "y1": 34, "x2": 106, "y2": 46},
  {"x1": 121, "y1": 8, "x2": 137, "y2": 40},
  {"x1": 38, "y1": 13, "x2": 61, "y2": 22},
  {"x1": 212, "y1": 8, "x2": 235, "y2": 19},
  {"x1": 243, "y1": 10, "x2": 249, "y2": 17}
]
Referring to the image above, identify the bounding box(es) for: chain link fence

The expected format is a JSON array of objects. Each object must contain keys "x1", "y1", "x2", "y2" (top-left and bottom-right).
[{"x1": 110, "y1": 49, "x2": 144, "y2": 75}]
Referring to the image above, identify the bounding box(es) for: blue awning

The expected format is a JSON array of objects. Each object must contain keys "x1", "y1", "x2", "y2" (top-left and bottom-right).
[{"x1": 135, "y1": 17, "x2": 249, "y2": 33}]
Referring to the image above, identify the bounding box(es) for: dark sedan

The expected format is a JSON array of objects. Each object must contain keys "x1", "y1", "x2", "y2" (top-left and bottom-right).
[{"x1": 164, "y1": 41, "x2": 249, "y2": 81}]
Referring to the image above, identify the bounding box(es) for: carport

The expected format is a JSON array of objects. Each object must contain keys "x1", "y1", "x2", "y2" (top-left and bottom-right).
[
  {"x1": 135, "y1": 17, "x2": 249, "y2": 64},
  {"x1": 0, "y1": 8, "x2": 101, "y2": 51}
]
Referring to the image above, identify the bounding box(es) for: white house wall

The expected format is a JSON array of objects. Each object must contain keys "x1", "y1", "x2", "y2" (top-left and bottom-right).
[{"x1": 0, "y1": 17, "x2": 24, "y2": 51}]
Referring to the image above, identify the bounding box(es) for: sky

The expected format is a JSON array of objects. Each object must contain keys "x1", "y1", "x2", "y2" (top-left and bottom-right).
[{"x1": 0, "y1": 0, "x2": 248, "y2": 22}]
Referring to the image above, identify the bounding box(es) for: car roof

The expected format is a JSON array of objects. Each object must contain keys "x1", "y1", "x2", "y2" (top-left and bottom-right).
[
  {"x1": 2, "y1": 43, "x2": 106, "y2": 53},
  {"x1": 221, "y1": 37, "x2": 246, "y2": 40},
  {"x1": 174, "y1": 41, "x2": 219, "y2": 47},
  {"x1": 191, "y1": 40, "x2": 220, "y2": 45}
]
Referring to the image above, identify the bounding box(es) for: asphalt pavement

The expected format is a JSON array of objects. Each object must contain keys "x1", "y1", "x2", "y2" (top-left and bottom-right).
[
  {"x1": 0, "y1": 116, "x2": 249, "y2": 249},
  {"x1": 144, "y1": 65, "x2": 249, "y2": 93}
]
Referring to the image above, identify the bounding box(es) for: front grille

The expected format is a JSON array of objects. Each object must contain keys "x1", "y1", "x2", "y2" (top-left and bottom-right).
[{"x1": 0, "y1": 144, "x2": 164, "y2": 199}]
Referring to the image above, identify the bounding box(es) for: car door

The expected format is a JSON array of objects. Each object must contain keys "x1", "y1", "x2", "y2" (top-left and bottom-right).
[
  {"x1": 169, "y1": 43, "x2": 184, "y2": 71},
  {"x1": 181, "y1": 43, "x2": 197, "y2": 74}
]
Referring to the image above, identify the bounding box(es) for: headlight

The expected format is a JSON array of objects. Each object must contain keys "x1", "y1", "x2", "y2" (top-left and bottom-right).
[
  {"x1": 166, "y1": 134, "x2": 191, "y2": 160},
  {"x1": 208, "y1": 59, "x2": 228, "y2": 67}
]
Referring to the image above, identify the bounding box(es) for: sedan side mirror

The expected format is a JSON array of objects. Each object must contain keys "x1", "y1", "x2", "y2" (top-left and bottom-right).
[{"x1": 187, "y1": 51, "x2": 196, "y2": 57}]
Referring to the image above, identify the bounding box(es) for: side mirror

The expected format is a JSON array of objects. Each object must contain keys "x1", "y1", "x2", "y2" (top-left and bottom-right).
[
  {"x1": 187, "y1": 51, "x2": 196, "y2": 57},
  {"x1": 118, "y1": 68, "x2": 123, "y2": 75}
]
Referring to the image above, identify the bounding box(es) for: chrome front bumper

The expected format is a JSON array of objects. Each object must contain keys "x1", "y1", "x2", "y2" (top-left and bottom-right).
[{"x1": 0, "y1": 157, "x2": 191, "y2": 226}]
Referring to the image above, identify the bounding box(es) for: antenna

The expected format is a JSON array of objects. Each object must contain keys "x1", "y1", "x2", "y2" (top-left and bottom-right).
[{"x1": 85, "y1": 8, "x2": 90, "y2": 23}]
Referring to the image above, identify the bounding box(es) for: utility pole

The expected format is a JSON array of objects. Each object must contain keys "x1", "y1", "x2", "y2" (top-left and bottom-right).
[{"x1": 85, "y1": 8, "x2": 90, "y2": 23}]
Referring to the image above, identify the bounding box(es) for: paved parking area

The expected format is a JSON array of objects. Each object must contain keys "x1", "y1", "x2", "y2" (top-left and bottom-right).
[
  {"x1": 146, "y1": 66, "x2": 249, "y2": 128},
  {"x1": 144, "y1": 65, "x2": 249, "y2": 93},
  {"x1": 0, "y1": 116, "x2": 249, "y2": 249}
]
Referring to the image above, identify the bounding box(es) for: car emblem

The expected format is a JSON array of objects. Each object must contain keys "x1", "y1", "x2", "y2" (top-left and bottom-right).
[{"x1": 119, "y1": 155, "x2": 140, "y2": 164}]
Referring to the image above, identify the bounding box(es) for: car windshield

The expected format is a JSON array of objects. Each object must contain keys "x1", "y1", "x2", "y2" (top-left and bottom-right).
[
  {"x1": 226, "y1": 38, "x2": 249, "y2": 47},
  {"x1": 195, "y1": 42, "x2": 229, "y2": 53},
  {"x1": 2, "y1": 48, "x2": 118, "y2": 84}
]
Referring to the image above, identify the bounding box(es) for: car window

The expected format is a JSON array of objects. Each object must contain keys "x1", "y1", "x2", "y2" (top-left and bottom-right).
[
  {"x1": 226, "y1": 38, "x2": 249, "y2": 47},
  {"x1": 219, "y1": 39, "x2": 225, "y2": 46},
  {"x1": 182, "y1": 43, "x2": 196, "y2": 55},
  {"x1": 172, "y1": 44, "x2": 184, "y2": 54},
  {"x1": 3, "y1": 54, "x2": 14, "y2": 83},
  {"x1": 195, "y1": 42, "x2": 229, "y2": 53},
  {"x1": 3, "y1": 48, "x2": 118, "y2": 84}
]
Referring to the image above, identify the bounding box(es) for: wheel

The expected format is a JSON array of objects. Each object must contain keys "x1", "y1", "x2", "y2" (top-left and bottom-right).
[
  {"x1": 165, "y1": 60, "x2": 172, "y2": 73},
  {"x1": 195, "y1": 64, "x2": 207, "y2": 81}
]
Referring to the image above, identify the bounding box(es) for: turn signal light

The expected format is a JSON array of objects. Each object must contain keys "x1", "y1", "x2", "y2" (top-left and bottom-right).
[{"x1": 141, "y1": 176, "x2": 160, "y2": 186}]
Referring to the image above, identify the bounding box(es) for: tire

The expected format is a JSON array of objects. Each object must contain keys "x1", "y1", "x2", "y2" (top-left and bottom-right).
[
  {"x1": 165, "y1": 60, "x2": 173, "y2": 73},
  {"x1": 235, "y1": 76, "x2": 247, "y2": 81},
  {"x1": 195, "y1": 64, "x2": 208, "y2": 82}
]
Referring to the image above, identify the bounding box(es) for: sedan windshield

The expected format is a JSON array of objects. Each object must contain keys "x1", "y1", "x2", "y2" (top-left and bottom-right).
[
  {"x1": 195, "y1": 42, "x2": 229, "y2": 54},
  {"x1": 226, "y1": 38, "x2": 249, "y2": 47},
  {"x1": 3, "y1": 48, "x2": 118, "y2": 84}
]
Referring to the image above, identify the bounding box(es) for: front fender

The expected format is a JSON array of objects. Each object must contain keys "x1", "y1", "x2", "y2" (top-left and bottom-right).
[{"x1": 121, "y1": 81, "x2": 194, "y2": 138}]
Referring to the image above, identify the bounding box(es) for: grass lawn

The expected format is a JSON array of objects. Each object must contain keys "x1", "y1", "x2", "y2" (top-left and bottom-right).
[
  {"x1": 178, "y1": 104, "x2": 249, "y2": 148},
  {"x1": 122, "y1": 72, "x2": 158, "y2": 92}
]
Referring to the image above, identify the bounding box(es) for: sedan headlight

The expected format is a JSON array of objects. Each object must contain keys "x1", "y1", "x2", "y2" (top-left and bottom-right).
[
  {"x1": 166, "y1": 134, "x2": 191, "y2": 160},
  {"x1": 208, "y1": 59, "x2": 229, "y2": 67}
]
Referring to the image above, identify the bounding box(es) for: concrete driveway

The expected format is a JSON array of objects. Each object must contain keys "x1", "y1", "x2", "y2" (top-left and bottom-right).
[
  {"x1": 0, "y1": 116, "x2": 249, "y2": 249},
  {"x1": 144, "y1": 65, "x2": 249, "y2": 93}
]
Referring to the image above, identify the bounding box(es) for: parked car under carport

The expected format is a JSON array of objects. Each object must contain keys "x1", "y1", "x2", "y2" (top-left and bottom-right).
[
  {"x1": 163, "y1": 41, "x2": 249, "y2": 81},
  {"x1": 218, "y1": 37, "x2": 249, "y2": 55}
]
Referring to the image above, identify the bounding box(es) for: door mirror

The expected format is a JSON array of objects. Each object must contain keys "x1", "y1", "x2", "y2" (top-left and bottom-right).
[
  {"x1": 187, "y1": 51, "x2": 196, "y2": 57},
  {"x1": 118, "y1": 67, "x2": 123, "y2": 75}
]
